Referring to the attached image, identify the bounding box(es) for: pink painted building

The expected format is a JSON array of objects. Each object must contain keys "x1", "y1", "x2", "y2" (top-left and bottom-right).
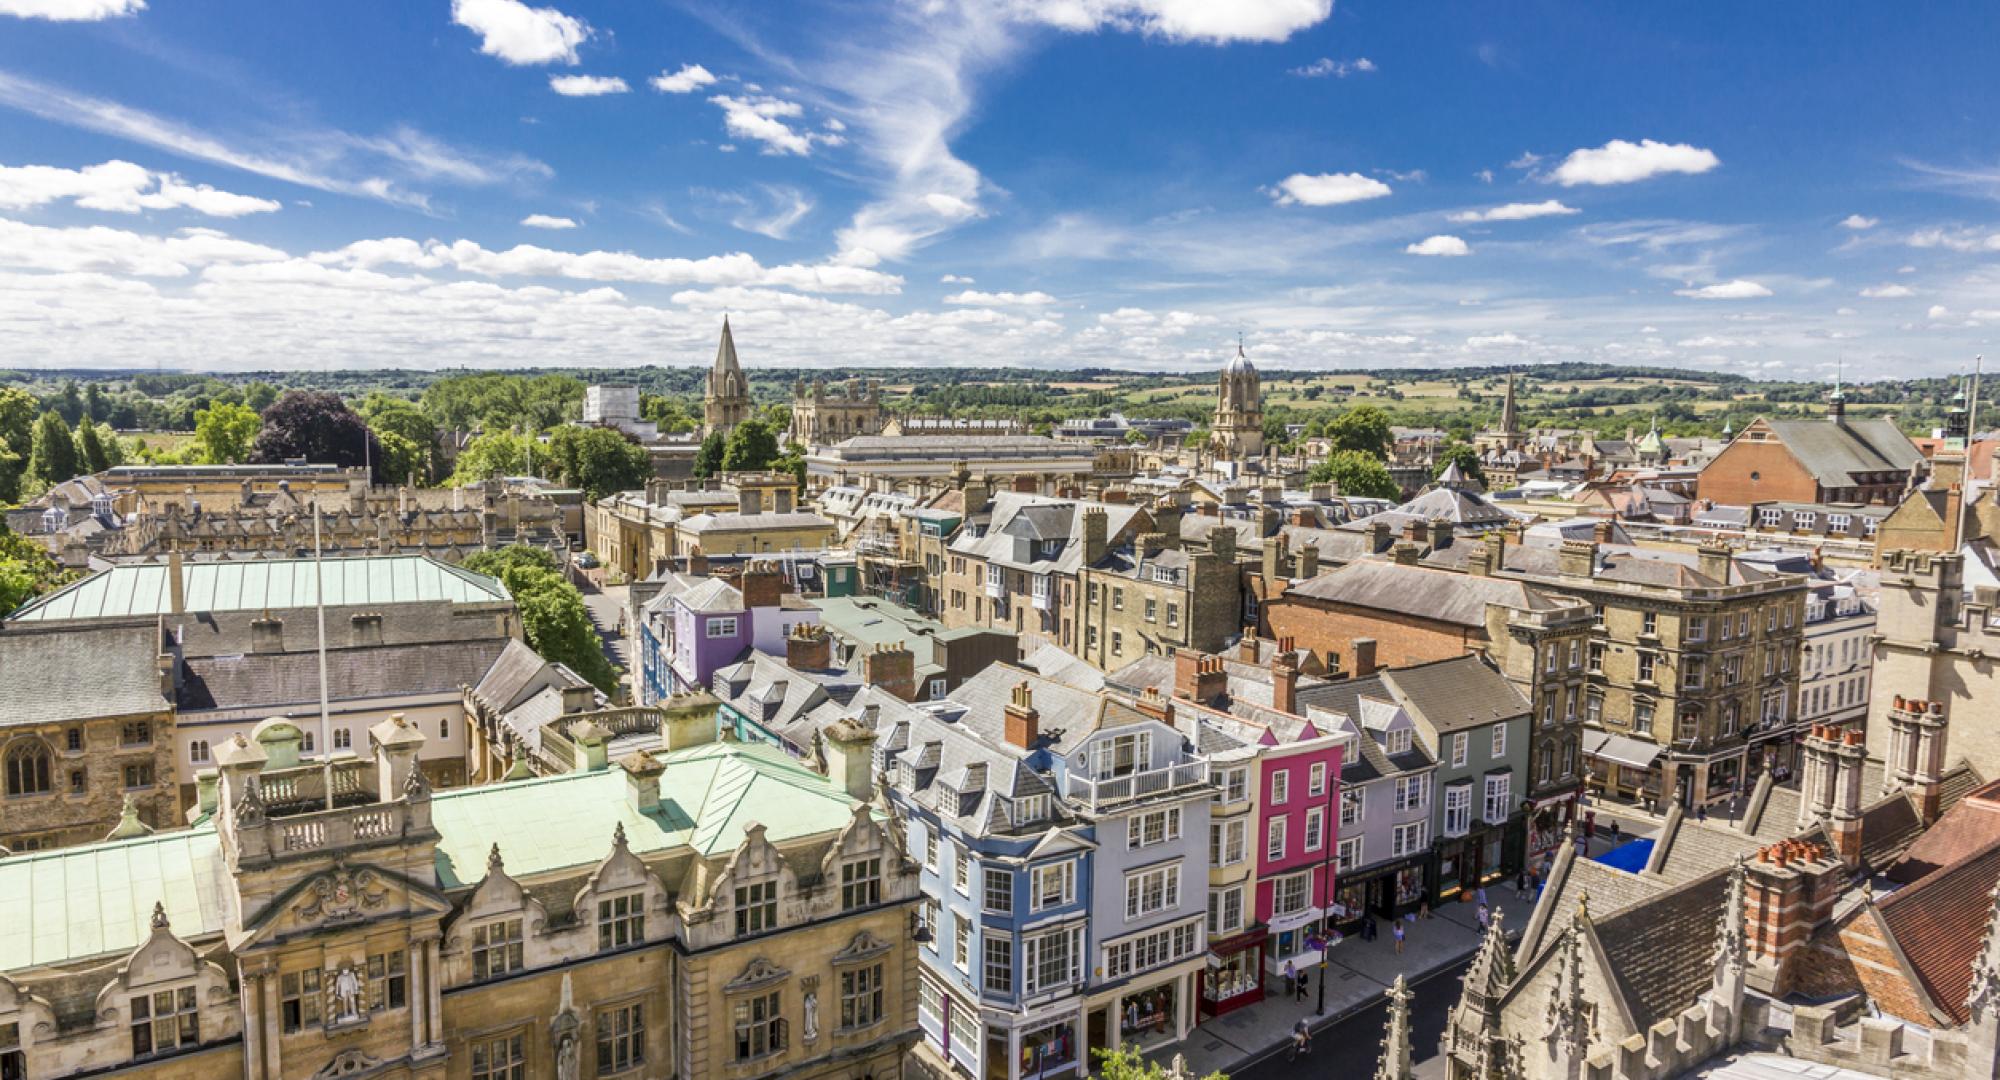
[{"x1": 1252, "y1": 727, "x2": 1347, "y2": 975}]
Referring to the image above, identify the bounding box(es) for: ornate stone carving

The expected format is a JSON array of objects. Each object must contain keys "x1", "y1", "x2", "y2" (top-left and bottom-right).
[
  {"x1": 325, "y1": 964, "x2": 366, "y2": 1024},
  {"x1": 551, "y1": 972, "x2": 582, "y2": 1080},
  {"x1": 724, "y1": 957, "x2": 791, "y2": 993},
  {"x1": 233, "y1": 776, "x2": 267, "y2": 827},
  {"x1": 311, "y1": 1049, "x2": 383, "y2": 1078},
  {"x1": 297, "y1": 863, "x2": 389, "y2": 923}
]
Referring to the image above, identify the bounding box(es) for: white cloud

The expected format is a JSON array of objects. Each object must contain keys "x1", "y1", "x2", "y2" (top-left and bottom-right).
[
  {"x1": 709, "y1": 95, "x2": 844, "y2": 156},
  {"x1": 1466, "y1": 332, "x2": 1525, "y2": 348},
  {"x1": 1835, "y1": 307, "x2": 1859, "y2": 316},
  {"x1": 940, "y1": 273, "x2": 973, "y2": 284},
  {"x1": 1268, "y1": 172, "x2": 1392, "y2": 207},
  {"x1": 1405, "y1": 234, "x2": 1470, "y2": 257},
  {"x1": 0, "y1": 217, "x2": 284, "y2": 276},
  {"x1": 650, "y1": 64, "x2": 717, "y2": 94},
  {"x1": 1675, "y1": 279, "x2": 1771, "y2": 300},
  {"x1": 1840, "y1": 214, "x2": 1878, "y2": 230},
  {"x1": 0, "y1": 0, "x2": 142, "y2": 19},
  {"x1": 0, "y1": 71, "x2": 545, "y2": 212},
  {"x1": 0, "y1": 159, "x2": 278, "y2": 216},
  {"x1": 548, "y1": 74, "x2": 628, "y2": 96},
  {"x1": 1929, "y1": 305, "x2": 1951, "y2": 319},
  {"x1": 311, "y1": 234, "x2": 904, "y2": 294},
  {"x1": 1550, "y1": 139, "x2": 1719, "y2": 186},
  {"x1": 1013, "y1": 0, "x2": 1332, "y2": 43},
  {"x1": 1289, "y1": 56, "x2": 1375, "y2": 78},
  {"x1": 944, "y1": 289, "x2": 1057, "y2": 306},
  {"x1": 1448, "y1": 199, "x2": 1579, "y2": 223},
  {"x1": 520, "y1": 214, "x2": 577, "y2": 229},
  {"x1": 1906, "y1": 227, "x2": 2000, "y2": 253},
  {"x1": 450, "y1": 0, "x2": 589, "y2": 65},
  {"x1": 1859, "y1": 283, "x2": 1914, "y2": 298}
]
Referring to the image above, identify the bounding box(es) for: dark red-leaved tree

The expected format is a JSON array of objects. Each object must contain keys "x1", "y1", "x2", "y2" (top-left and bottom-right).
[{"x1": 249, "y1": 390, "x2": 384, "y2": 481}]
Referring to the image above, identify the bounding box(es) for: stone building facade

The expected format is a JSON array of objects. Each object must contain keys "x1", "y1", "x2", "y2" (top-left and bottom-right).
[
  {"x1": 789, "y1": 377, "x2": 885, "y2": 448},
  {"x1": 1211, "y1": 346, "x2": 1264, "y2": 461},
  {"x1": 1867, "y1": 549, "x2": 2000, "y2": 780},
  {"x1": 0, "y1": 698, "x2": 922, "y2": 1080}
]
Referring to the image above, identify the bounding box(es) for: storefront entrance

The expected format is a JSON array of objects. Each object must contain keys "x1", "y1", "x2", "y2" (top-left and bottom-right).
[
  {"x1": 1120, "y1": 982, "x2": 1178, "y2": 1049},
  {"x1": 1198, "y1": 934, "x2": 1265, "y2": 1018},
  {"x1": 1018, "y1": 1018, "x2": 1079, "y2": 1080}
]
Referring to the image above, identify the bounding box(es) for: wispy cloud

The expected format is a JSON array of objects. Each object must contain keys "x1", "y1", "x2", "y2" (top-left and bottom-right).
[
  {"x1": 0, "y1": 159, "x2": 278, "y2": 216},
  {"x1": 1289, "y1": 56, "x2": 1375, "y2": 78},
  {"x1": 1675, "y1": 279, "x2": 1770, "y2": 300},
  {"x1": 1840, "y1": 214, "x2": 1878, "y2": 230},
  {"x1": 709, "y1": 95, "x2": 844, "y2": 156},
  {"x1": 712, "y1": 184, "x2": 815, "y2": 239},
  {"x1": 1449, "y1": 200, "x2": 1578, "y2": 223},
  {"x1": 0, "y1": 0, "x2": 143, "y2": 20},
  {"x1": 1903, "y1": 158, "x2": 2000, "y2": 202},
  {"x1": 945, "y1": 288, "x2": 1057, "y2": 306},
  {"x1": 520, "y1": 213, "x2": 576, "y2": 229},
  {"x1": 0, "y1": 69, "x2": 549, "y2": 212}
]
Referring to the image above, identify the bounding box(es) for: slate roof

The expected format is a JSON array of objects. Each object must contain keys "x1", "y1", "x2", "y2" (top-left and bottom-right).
[
  {"x1": 712, "y1": 651, "x2": 859, "y2": 753},
  {"x1": 1383, "y1": 654, "x2": 1532, "y2": 733},
  {"x1": 1760, "y1": 417, "x2": 1925, "y2": 489},
  {"x1": 1392, "y1": 484, "x2": 1519, "y2": 527},
  {"x1": 946, "y1": 664, "x2": 1119, "y2": 755},
  {"x1": 0, "y1": 826, "x2": 228, "y2": 968},
  {"x1": 9, "y1": 554, "x2": 507, "y2": 623},
  {"x1": 1283, "y1": 560, "x2": 1568, "y2": 628},
  {"x1": 469, "y1": 638, "x2": 555, "y2": 715},
  {"x1": 1592, "y1": 867, "x2": 1734, "y2": 1028},
  {"x1": 950, "y1": 494, "x2": 1147, "y2": 575},
  {"x1": 177, "y1": 638, "x2": 511, "y2": 712},
  {"x1": 677, "y1": 511, "x2": 833, "y2": 534},
  {"x1": 676, "y1": 577, "x2": 745, "y2": 613},
  {"x1": 0, "y1": 624, "x2": 170, "y2": 728},
  {"x1": 875, "y1": 692, "x2": 1065, "y2": 840}
]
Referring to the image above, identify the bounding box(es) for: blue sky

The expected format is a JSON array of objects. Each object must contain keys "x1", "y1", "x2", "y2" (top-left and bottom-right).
[{"x1": 2, "y1": 1, "x2": 1999, "y2": 378}]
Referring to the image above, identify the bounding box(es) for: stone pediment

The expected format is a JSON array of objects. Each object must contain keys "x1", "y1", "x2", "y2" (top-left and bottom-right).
[
  {"x1": 724, "y1": 957, "x2": 791, "y2": 993},
  {"x1": 239, "y1": 858, "x2": 450, "y2": 948}
]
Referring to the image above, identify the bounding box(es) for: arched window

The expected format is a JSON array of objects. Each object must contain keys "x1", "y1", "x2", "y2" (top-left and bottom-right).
[{"x1": 6, "y1": 740, "x2": 53, "y2": 797}]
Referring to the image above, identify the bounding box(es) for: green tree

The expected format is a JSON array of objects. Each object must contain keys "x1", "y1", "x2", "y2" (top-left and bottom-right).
[
  {"x1": 1091, "y1": 1046, "x2": 1225, "y2": 1080},
  {"x1": 73, "y1": 420, "x2": 122, "y2": 473},
  {"x1": 193, "y1": 402, "x2": 262, "y2": 464},
  {"x1": 448, "y1": 430, "x2": 539, "y2": 487},
  {"x1": 1325, "y1": 404, "x2": 1393, "y2": 460},
  {"x1": 0, "y1": 443, "x2": 21, "y2": 506},
  {"x1": 26, "y1": 410, "x2": 79, "y2": 487},
  {"x1": 373, "y1": 431, "x2": 424, "y2": 486},
  {"x1": 360, "y1": 393, "x2": 440, "y2": 483},
  {"x1": 693, "y1": 430, "x2": 725, "y2": 479},
  {"x1": 639, "y1": 394, "x2": 697, "y2": 434},
  {"x1": 0, "y1": 522, "x2": 77, "y2": 615},
  {"x1": 721, "y1": 419, "x2": 779, "y2": 474},
  {"x1": 1310, "y1": 449, "x2": 1401, "y2": 500},
  {"x1": 464, "y1": 549, "x2": 618, "y2": 694},
  {"x1": 243, "y1": 381, "x2": 280, "y2": 412},
  {"x1": 546, "y1": 426, "x2": 652, "y2": 501},
  {"x1": 0, "y1": 386, "x2": 37, "y2": 456},
  {"x1": 1432, "y1": 440, "x2": 1487, "y2": 487}
]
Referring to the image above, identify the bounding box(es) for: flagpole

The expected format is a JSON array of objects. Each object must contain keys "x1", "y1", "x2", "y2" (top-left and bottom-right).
[{"x1": 314, "y1": 505, "x2": 334, "y2": 812}]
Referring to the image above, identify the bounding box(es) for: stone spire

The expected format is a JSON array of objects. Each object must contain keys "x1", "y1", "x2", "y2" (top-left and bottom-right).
[
  {"x1": 1444, "y1": 908, "x2": 1519, "y2": 1079},
  {"x1": 1374, "y1": 974, "x2": 1414, "y2": 1080},
  {"x1": 1500, "y1": 370, "x2": 1519, "y2": 435},
  {"x1": 1543, "y1": 916, "x2": 1593, "y2": 1080},
  {"x1": 703, "y1": 316, "x2": 752, "y2": 438}
]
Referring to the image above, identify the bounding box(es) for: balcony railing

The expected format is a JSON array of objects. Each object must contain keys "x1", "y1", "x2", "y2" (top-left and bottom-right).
[{"x1": 1065, "y1": 760, "x2": 1209, "y2": 811}]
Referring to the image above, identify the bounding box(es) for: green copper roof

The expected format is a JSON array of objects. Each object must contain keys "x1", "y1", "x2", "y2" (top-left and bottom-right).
[
  {"x1": 0, "y1": 827, "x2": 227, "y2": 969},
  {"x1": 8, "y1": 555, "x2": 508, "y2": 623},
  {"x1": 430, "y1": 740, "x2": 870, "y2": 888}
]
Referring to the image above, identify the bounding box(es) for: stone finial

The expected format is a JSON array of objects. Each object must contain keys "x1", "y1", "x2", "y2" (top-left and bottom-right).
[
  {"x1": 1374, "y1": 974, "x2": 1415, "y2": 1080},
  {"x1": 612, "y1": 821, "x2": 629, "y2": 850},
  {"x1": 1966, "y1": 883, "x2": 2000, "y2": 1024},
  {"x1": 150, "y1": 901, "x2": 169, "y2": 930},
  {"x1": 488, "y1": 843, "x2": 505, "y2": 875}
]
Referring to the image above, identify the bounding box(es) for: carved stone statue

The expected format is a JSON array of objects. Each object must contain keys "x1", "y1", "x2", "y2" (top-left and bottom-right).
[
  {"x1": 328, "y1": 965, "x2": 365, "y2": 1021},
  {"x1": 803, "y1": 987, "x2": 820, "y2": 1042},
  {"x1": 556, "y1": 1034, "x2": 579, "y2": 1080}
]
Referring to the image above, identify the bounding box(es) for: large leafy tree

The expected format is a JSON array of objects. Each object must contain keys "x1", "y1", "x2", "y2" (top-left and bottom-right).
[
  {"x1": 465, "y1": 546, "x2": 618, "y2": 693},
  {"x1": 448, "y1": 430, "x2": 540, "y2": 487},
  {"x1": 1310, "y1": 449, "x2": 1401, "y2": 500},
  {"x1": 546, "y1": 426, "x2": 652, "y2": 501},
  {"x1": 1325, "y1": 404, "x2": 1394, "y2": 460},
  {"x1": 250, "y1": 391, "x2": 382, "y2": 479},
  {"x1": 0, "y1": 444, "x2": 21, "y2": 506},
  {"x1": 0, "y1": 522, "x2": 77, "y2": 615},
  {"x1": 360, "y1": 393, "x2": 440, "y2": 483},
  {"x1": 0, "y1": 387, "x2": 37, "y2": 460},
  {"x1": 242, "y1": 381, "x2": 280, "y2": 412},
  {"x1": 73, "y1": 420, "x2": 115, "y2": 474},
  {"x1": 193, "y1": 402, "x2": 262, "y2": 464},
  {"x1": 26, "y1": 410, "x2": 79, "y2": 487},
  {"x1": 721, "y1": 418, "x2": 779, "y2": 474},
  {"x1": 692, "y1": 430, "x2": 725, "y2": 479},
  {"x1": 420, "y1": 372, "x2": 583, "y2": 432}
]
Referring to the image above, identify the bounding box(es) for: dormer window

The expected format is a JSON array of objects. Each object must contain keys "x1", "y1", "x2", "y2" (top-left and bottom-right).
[
  {"x1": 841, "y1": 858, "x2": 882, "y2": 910},
  {"x1": 734, "y1": 881, "x2": 778, "y2": 935},
  {"x1": 1385, "y1": 728, "x2": 1412, "y2": 755},
  {"x1": 130, "y1": 986, "x2": 199, "y2": 1059},
  {"x1": 599, "y1": 892, "x2": 646, "y2": 950},
  {"x1": 1014, "y1": 794, "x2": 1048, "y2": 824}
]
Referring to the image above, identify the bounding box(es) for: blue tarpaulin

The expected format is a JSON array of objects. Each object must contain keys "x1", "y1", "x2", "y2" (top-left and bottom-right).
[{"x1": 1593, "y1": 837, "x2": 1654, "y2": 873}]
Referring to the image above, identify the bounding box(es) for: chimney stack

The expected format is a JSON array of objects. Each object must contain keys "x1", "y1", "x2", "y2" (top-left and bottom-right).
[
  {"x1": 1082, "y1": 507, "x2": 1110, "y2": 567},
  {"x1": 251, "y1": 612, "x2": 285, "y2": 654},
  {"x1": 1003, "y1": 681, "x2": 1040, "y2": 750},
  {"x1": 168, "y1": 550, "x2": 185, "y2": 615},
  {"x1": 1697, "y1": 543, "x2": 1733, "y2": 585},
  {"x1": 740, "y1": 561, "x2": 787, "y2": 611},
  {"x1": 661, "y1": 690, "x2": 722, "y2": 751},
  {"x1": 822, "y1": 716, "x2": 879, "y2": 802},
  {"x1": 1173, "y1": 650, "x2": 1229, "y2": 706},
  {"x1": 1884, "y1": 696, "x2": 1951, "y2": 825},
  {"x1": 862, "y1": 642, "x2": 918, "y2": 702},
  {"x1": 787, "y1": 622, "x2": 833, "y2": 671},
  {"x1": 1298, "y1": 542, "x2": 1320, "y2": 579},
  {"x1": 1351, "y1": 637, "x2": 1379, "y2": 678},
  {"x1": 1557, "y1": 538, "x2": 1596, "y2": 579},
  {"x1": 1743, "y1": 838, "x2": 1843, "y2": 996},
  {"x1": 1272, "y1": 649, "x2": 1300, "y2": 716}
]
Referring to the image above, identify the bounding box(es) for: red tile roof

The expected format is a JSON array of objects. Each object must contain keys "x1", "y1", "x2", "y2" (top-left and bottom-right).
[
  {"x1": 1889, "y1": 779, "x2": 2000, "y2": 885},
  {"x1": 1877, "y1": 836, "x2": 2000, "y2": 1025}
]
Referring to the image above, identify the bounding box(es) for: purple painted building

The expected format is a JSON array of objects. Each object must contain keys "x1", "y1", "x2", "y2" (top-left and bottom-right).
[{"x1": 636, "y1": 566, "x2": 819, "y2": 702}]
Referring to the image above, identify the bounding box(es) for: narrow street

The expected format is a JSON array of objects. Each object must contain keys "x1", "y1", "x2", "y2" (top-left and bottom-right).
[
  {"x1": 578, "y1": 579, "x2": 632, "y2": 693},
  {"x1": 1230, "y1": 957, "x2": 1469, "y2": 1080}
]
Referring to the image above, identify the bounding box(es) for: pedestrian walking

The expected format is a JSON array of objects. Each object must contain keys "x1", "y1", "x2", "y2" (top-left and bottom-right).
[
  {"x1": 1609, "y1": 819, "x2": 1622, "y2": 844},
  {"x1": 1282, "y1": 960, "x2": 1296, "y2": 999},
  {"x1": 1475, "y1": 885, "x2": 1488, "y2": 909},
  {"x1": 1477, "y1": 903, "x2": 1490, "y2": 932},
  {"x1": 1515, "y1": 871, "x2": 1530, "y2": 902},
  {"x1": 1697, "y1": 803, "x2": 1708, "y2": 823},
  {"x1": 1392, "y1": 920, "x2": 1406, "y2": 955},
  {"x1": 1296, "y1": 966, "x2": 1310, "y2": 1002}
]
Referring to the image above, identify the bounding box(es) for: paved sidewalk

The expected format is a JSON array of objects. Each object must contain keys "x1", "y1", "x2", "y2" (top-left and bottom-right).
[{"x1": 1152, "y1": 897, "x2": 1517, "y2": 1077}]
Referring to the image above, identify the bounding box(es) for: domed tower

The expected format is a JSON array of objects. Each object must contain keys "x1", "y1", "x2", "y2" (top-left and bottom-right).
[
  {"x1": 1212, "y1": 341, "x2": 1265, "y2": 459},
  {"x1": 703, "y1": 316, "x2": 753, "y2": 438}
]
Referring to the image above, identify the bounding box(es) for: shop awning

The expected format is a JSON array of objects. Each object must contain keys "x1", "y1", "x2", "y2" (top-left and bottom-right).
[
  {"x1": 1585, "y1": 731, "x2": 1663, "y2": 771},
  {"x1": 1529, "y1": 789, "x2": 1579, "y2": 811}
]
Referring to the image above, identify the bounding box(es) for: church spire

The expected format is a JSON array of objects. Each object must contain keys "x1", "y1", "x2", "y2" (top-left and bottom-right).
[
  {"x1": 1500, "y1": 369, "x2": 1520, "y2": 435},
  {"x1": 713, "y1": 314, "x2": 742, "y2": 381},
  {"x1": 703, "y1": 316, "x2": 752, "y2": 439}
]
